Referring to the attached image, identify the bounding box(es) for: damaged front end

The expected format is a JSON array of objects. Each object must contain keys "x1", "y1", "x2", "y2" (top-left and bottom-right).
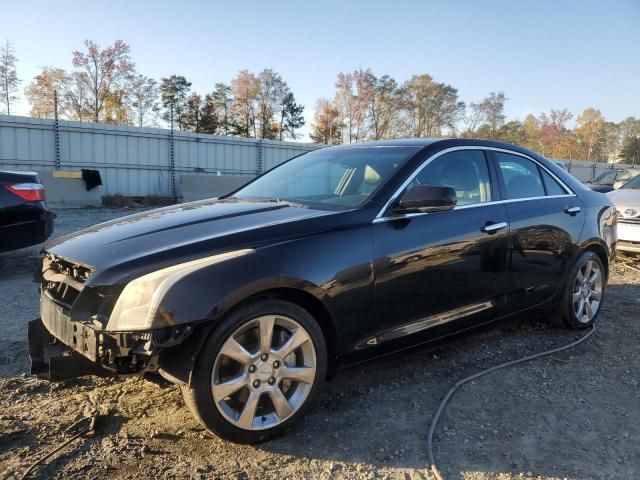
[{"x1": 28, "y1": 253, "x2": 198, "y2": 382}]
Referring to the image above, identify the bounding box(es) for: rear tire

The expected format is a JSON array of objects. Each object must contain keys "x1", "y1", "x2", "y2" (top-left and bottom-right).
[
  {"x1": 181, "y1": 299, "x2": 327, "y2": 444},
  {"x1": 557, "y1": 251, "x2": 606, "y2": 330}
]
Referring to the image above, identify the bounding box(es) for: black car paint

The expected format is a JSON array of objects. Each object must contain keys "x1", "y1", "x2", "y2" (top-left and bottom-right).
[
  {"x1": 587, "y1": 183, "x2": 615, "y2": 193},
  {"x1": 33, "y1": 139, "x2": 616, "y2": 383},
  {"x1": 0, "y1": 171, "x2": 54, "y2": 253}
]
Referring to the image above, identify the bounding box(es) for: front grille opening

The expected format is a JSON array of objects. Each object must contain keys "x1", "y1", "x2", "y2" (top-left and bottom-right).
[
  {"x1": 616, "y1": 211, "x2": 640, "y2": 224},
  {"x1": 42, "y1": 254, "x2": 93, "y2": 311}
]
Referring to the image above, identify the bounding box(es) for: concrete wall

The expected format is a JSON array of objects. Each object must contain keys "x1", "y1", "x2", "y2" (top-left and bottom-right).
[
  {"x1": 36, "y1": 170, "x2": 102, "y2": 207},
  {"x1": 0, "y1": 115, "x2": 322, "y2": 201}
]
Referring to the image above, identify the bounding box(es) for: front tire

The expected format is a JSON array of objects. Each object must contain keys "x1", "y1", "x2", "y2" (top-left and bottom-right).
[
  {"x1": 558, "y1": 251, "x2": 606, "y2": 330},
  {"x1": 181, "y1": 299, "x2": 327, "y2": 443}
]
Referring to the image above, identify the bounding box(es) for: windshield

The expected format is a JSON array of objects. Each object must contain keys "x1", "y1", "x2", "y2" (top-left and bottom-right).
[
  {"x1": 592, "y1": 171, "x2": 616, "y2": 185},
  {"x1": 232, "y1": 146, "x2": 420, "y2": 210},
  {"x1": 621, "y1": 174, "x2": 640, "y2": 190},
  {"x1": 619, "y1": 170, "x2": 640, "y2": 182}
]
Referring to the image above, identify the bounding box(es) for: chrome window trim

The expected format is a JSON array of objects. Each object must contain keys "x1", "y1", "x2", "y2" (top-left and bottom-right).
[
  {"x1": 372, "y1": 194, "x2": 576, "y2": 224},
  {"x1": 374, "y1": 146, "x2": 576, "y2": 221}
]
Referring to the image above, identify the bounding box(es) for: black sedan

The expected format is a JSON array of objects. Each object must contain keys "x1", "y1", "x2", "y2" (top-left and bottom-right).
[
  {"x1": 586, "y1": 168, "x2": 640, "y2": 193},
  {"x1": 0, "y1": 170, "x2": 54, "y2": 253},
  {"x1": 29, "y1": 139, "x2": 616, "y2": 443}
]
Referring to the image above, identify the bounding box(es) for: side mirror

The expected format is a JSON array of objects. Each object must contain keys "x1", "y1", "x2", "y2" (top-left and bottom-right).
[
  {"x1": 613, "y1": 181, "x2": 625, "y2": 190},
  {"x1": 395, "y1": 184, "x2": 457, "y2": 213}
]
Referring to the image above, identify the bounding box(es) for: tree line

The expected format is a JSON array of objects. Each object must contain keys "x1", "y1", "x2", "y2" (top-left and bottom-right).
[
  {"x1": 0, "y1": 39, "x2": 305, "y2": 140},
  {"x1": 310, "y1": 69, "x2": 640, "y2": 164},
  {"x1": 1, "y1": 40, "x2": 639, "y2": 162}
]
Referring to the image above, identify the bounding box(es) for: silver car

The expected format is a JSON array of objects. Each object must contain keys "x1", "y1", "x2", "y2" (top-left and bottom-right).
[{"x1": 607, "y1": 174, "x2": 640, "y2": 253}]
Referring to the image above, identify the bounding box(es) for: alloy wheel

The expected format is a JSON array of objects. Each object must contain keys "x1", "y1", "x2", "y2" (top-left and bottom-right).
[
  {"x1": 572, "y1": 259, "x2": 603, "y2": 323},
  {"x1": 211, "y1": 315, "x2": 317, "y2": 430}
]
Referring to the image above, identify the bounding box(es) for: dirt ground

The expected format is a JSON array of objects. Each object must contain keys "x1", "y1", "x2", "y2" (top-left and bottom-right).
[{"x1": 1, "y1": 208, "x2": 639, "y2": 480}]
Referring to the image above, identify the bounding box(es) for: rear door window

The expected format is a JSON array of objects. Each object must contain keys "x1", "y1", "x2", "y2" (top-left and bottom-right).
[
  {"x1": 495, "y1": 153, "x2": 545, "y2": 199},
  {"x1": 540, "y1": 169, "x2": 567, "y2": 196}
]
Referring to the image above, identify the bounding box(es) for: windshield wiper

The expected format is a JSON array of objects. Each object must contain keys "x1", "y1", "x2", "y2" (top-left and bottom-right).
[
  {"x1": 229, "y1": 196, "x2": 309, "y2": 209},
  {"x1": 261, "y1": 197, "x2": 309, "y2": 209}
]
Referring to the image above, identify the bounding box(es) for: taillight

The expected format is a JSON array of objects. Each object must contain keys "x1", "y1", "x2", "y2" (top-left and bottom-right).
[{"x1": 5, "y1": 183, "x2": 46, "y2": 202}]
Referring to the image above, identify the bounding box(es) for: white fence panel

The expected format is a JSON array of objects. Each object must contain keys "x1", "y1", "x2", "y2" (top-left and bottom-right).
[
  {"x1": 0, "y1": 115, "x2": 322, "y2": 197},
  {"x1": 555, "y1": 158, "x2": 636, "y2": 182}
]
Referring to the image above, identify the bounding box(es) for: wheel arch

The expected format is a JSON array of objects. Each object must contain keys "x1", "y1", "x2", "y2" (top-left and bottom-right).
[
  {"x1": 158, "y1": 280, "x2": 340, "y2": 386},
  {"x1": 581, "y1": 241, "x2": 610, "y2": 280},
  {"x1": 221, "y1": 286, "x2": 340, "y2": 379}
]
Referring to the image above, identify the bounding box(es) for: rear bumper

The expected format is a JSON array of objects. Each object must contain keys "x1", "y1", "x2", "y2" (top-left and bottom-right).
[{"x1": 0, "y1": 207, "x2": 54, "y2": 252}]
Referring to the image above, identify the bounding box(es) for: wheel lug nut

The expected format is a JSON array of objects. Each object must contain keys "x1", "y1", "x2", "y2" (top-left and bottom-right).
[
  {"x1": 253, "y1": 380, "x2": 260, "y2": 388},
  {"x1": 261, "y1": 353, "x2": 268, "y2": 361},
  {"x1": 273, "y1": 361, "x2": 280, "y2": 369},
  {"x1": 268, "y1": 377, "x2": 275, "y2": 385},
  {"x1": 248, "y1": 365, "x2": 256, "y2": 373}
]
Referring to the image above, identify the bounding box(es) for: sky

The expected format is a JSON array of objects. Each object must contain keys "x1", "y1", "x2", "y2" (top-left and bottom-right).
[{"x1": 2, "y1": 0, "x2": 639, "y2": 141}]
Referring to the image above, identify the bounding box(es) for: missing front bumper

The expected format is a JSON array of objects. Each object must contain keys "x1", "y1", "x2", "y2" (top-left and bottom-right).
[{"x1": 28, "y1": 318, "x2": 112, "y2": 381}]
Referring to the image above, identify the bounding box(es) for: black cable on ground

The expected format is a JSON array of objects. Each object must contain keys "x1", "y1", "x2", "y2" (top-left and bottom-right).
[
  {"x1": 19, "y1": 414, "x2": 97, "y2": 480},
  {"x1": 427, "y1": 326, "x2": 596, "y2": 480}
]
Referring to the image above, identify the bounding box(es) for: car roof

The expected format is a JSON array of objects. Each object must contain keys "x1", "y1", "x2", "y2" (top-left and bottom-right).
[
  {"x1": 326, "y1": 138, "x2": 539, "y2": 152},
  {"x1": 0, "y1": 170, "x2": 38, "y2": 176}
]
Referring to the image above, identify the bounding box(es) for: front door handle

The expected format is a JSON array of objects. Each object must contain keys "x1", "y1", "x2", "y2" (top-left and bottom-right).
[
  {"x1": 482, "y1": 221, "x2": 508, "y2": 234},
  {"x1": 565, "y1": 206, "x2": 581, "y2": 215}
]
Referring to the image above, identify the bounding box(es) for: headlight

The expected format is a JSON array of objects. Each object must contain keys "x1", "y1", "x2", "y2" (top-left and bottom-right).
[{"x1": 105, "y1": 249, "x2": 254, "y2": 332}]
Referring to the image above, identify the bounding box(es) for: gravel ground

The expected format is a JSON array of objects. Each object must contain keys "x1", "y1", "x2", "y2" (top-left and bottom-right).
[{"x1": 1, "y1": 208, "x2": 639, "y2": 480}]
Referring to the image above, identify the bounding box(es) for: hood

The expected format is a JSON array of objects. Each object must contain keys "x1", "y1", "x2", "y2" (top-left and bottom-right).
[
  {"x1": 606, "y1": 188, "x2": 640, "y2": 209},
  {"x1": 587, "y1": 184, "x2": 613, "y2": 193},
  {"x1": 46, "y1": 198, "x2": 343, "y2": 285}
]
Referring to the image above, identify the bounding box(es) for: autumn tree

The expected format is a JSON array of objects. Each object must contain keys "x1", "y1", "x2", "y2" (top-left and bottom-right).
[
  {"x1": 210, "y1": 83, "x2": 233, "y2": 135},
  {"x1": 230, "y1": 70, "x2": 259, "y2": 137},
  {"x1": 602, "y1": 121, "x2": 621, "y2": 162},
  {"x1": 160, "y1": 75, "x2": 192, "y2": 130},
  {"x1": 368, "y1": 74, "x2": 402, "y2": 140},
  {"x1": 333, "y1": 72, "x2": 356, "y2": 143},
  {"x1": 102, "y1": 89, "x2": 130, "y2": 124},
  {"x1": 183, "y1": 92, "x2": 203, "y2": 132},
  {"x1": 401, "y1": 74, "x2": 464, "y2": 137},
  {"x1": 469, "y1": 92, "x2": 507, "y2": 139},
  {"x1": 198, "y1": 94, "x2": 219, "y2": 134},
  {"x1": 0, "y1": 40, "x2": 20, "y2": 114},
  {"x1": 25, "y1": 67, "x2": 67, "y2": 118},
  {"x1": 255, "y1": 69, "x2": 287, "y2": 139},
  {"x1": 496, "y1": 120, "x2": 526, "y2": 145},
  {"x1": 575, "y1": 108, "x2": 605, "y2": 160},
  {"x1": 310, "y1": 98, "x2": 341, "y2": 144},
  {"x1": 72, "y1": 40, "x2": 134, "y2": 123},
  {"x1": 522, "y1": 114, "x2": 539, "y2": 150},
  {"x1": 333, "y1": 69, "x2": 374, "y2": 143},
  {"x1": 619, "y1": 117, "x2": 640, "y2": 164},
  {"x1": 463, "y1": 101, "x2": 485, "y2": 138},
  {"x1": 25, "y1": 66, "x2": 90, "y2": 120},
  {"x1": 537, "y1": 109, "x2": 573, "y2": 157},
  {"x1": 128, "y1": 74, "x2": 159, "y2": 127}
]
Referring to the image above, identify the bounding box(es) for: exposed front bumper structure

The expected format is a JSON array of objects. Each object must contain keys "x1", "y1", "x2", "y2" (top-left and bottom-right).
[
  {"x1": 29, "y1": 288, "x2": 202, "y2": 383},
  {"x1": 28, "y1": 318, "x2": 111, "y2": 381}
]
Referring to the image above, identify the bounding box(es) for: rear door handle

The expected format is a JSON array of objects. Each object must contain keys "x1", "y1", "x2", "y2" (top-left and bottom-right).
[
  {"x1": 482, "y1": 221, "x2": 508, "y2": 234},
  {"x1": 565, "y1": 206, "x2": 581, "y2": 215}
]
